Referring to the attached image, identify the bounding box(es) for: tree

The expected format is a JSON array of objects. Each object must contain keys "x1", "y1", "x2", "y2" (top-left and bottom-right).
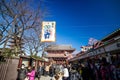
[
  {"x1": 23, "y1": 31, "x2": 55, "y2": 56},
  {"x1": 23, "y1": 33, "x2": 44, "y2": 56},
  {"x1": 0, "y1": 0, "x2": 46, "y2": 56}
]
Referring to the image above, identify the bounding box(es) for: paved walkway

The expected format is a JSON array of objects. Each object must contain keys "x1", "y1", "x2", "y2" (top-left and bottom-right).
[{"x1": 35, "y1": 76, "x2": 52, "y2": 80}]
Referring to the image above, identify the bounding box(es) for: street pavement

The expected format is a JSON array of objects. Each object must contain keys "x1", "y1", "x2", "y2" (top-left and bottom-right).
[{"x1": 35, "y1": 76, "x2": 52, "y2": 80}]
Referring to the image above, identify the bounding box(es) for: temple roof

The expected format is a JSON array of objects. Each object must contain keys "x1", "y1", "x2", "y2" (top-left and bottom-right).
[
  {"x1": 47, "y1": 53, "x2": 67, "y2": 58},
  {"x1": 101, "y1": 28, "x2": 120, "y2": 42},
  {"x1": 47, "y1": 53, "x2": 73, "y2": 58},
  {"x1": 45, "y1": 45, "x2": 75, "y2": 51}
]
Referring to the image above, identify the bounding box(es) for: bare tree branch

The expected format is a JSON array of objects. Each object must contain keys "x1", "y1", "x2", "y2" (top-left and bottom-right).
[{"x1": 0, "y1": 0, "x2": 46, "y2": 56}]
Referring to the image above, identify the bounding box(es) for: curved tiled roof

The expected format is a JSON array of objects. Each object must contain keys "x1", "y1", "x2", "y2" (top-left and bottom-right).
[
  {"x1": 101, "y1": 28, "x2": 120, "y2": 42},
  {"x1": 45, "y1": 45, "x2": 75, "y2": 51},
  {"x1": 47, "y1": 53, "x2": 67, "y2": 58},
  {"x1": 47, "y1": 53, "x2": 73, "y2": 58}
]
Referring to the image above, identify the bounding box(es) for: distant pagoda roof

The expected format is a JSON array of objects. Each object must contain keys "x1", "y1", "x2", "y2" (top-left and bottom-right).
[
  {"x1": 45, "y1": 45, "x2": 75, "y2": 51},
  {"x1": 101, "y1": 28, "x2": 120, "y2": 42}
]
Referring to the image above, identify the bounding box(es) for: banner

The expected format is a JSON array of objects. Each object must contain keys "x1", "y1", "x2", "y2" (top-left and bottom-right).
[{"x1": 41, "y1": 21, "x2": 56, "y2": 42}]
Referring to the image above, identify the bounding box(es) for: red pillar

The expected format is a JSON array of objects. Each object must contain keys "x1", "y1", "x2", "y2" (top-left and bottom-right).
[{"x1": 18, "y1": 57, "x2": 22, "y2": 68}]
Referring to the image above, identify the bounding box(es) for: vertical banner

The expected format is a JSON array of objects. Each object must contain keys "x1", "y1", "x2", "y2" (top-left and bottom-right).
[{"x1": 41, "y1": 21, "x2": 56, "y2": 42}]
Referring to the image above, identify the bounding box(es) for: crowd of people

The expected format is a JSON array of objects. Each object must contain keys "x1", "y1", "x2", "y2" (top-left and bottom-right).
[
  {"x1": 16, "y1": 56, "x2": 120, "y2": 80},
  {"x1": 16, "y1": 64, "x2": 36, "y2": 80},
  {"x1": 69, "y1": 56, "x2": 120, "y2": 80}
]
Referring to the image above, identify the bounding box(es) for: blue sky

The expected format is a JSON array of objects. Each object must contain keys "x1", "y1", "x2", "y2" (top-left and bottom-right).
[{"x1": 41, "y1": 0, "x2": 120, "y2": 51}]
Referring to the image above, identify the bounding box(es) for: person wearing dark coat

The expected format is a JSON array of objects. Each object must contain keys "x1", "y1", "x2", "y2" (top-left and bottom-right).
[
  {"x1": 16, "y1": 64, "x2": 27, "y2": 80},
  {"x1": 70, "y1": 67, "x2": 81, "y2": 80},
  {"x1": 88, "y1": 59, "x2": 99, "y2": 80},
  {"x1": 49, "y1": 65, "x2": 55, "y2": 78},
  {"x1": 37, "y1": 64, "x2": 44, "y2": 80},
  {"x1": 81, "y1": 64, "x2": 90, "y2": 80}
]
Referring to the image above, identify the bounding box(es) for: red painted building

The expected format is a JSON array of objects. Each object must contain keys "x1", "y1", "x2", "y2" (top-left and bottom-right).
[{"x1": 45, "y1": 45, "x2": 75, "y2": 64}]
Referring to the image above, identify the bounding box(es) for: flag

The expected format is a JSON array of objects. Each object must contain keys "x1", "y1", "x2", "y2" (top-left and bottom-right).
[{"x1": 41, "y1": 21, "x2": 56, "y2": 42}]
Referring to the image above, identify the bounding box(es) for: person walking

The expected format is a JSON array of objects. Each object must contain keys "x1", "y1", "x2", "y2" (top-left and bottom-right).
[
  {"x1": 53, "y1": 72, "x2": 63, "y2": 80},
  {"x1": 17, "y1": 64, "x2": 27, "y2": 80},
  {"x1": 45, "y1": 64, "x2": 50, "y2": 76},
  {"x1": 27, "y1": 66, "x2": 36, "y2": 80},
  {"x1": 100, "y1": 57, "x2": 111, "y2": 80},
  {"x1": 49, "y1": 65, "x2": 55, "y2": 80},
  {"x1": 88, "y1": 59, "x2": 99, "y2": 80},
  {"x1": 63, "y1": 64, "x2": 69, "y2": 80},
  {"x1": 70, "y1": 67, "x2": 82, "y2": 80},
  {"x1": 37, "y1": 64, "x2": 43, "y2": 80},
  {"x1": 81, "y1": 63, "x2": 90, "y2": 80}
]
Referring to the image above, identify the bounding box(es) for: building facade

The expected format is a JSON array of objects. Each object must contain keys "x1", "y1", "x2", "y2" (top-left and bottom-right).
[
  {"x1": 69, "y1": 28, "x2": 120, "y2": 64},
  {"x1": 45, "y1": 45, "x2": 75, "y2": 64}
]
